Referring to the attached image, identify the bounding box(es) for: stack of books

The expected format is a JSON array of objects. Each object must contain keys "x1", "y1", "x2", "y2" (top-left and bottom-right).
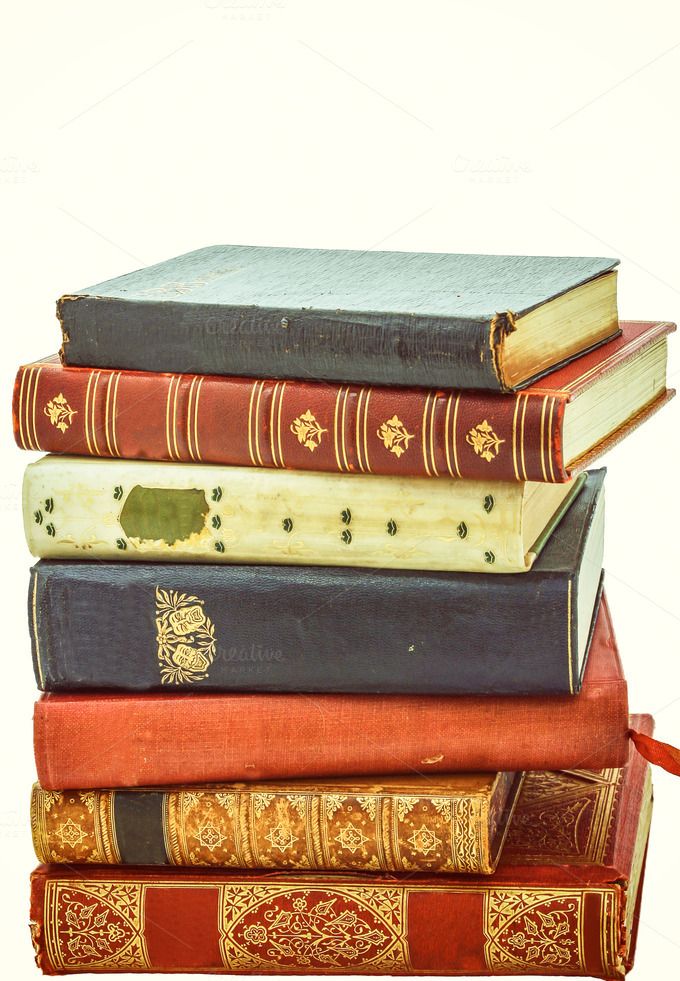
[{"x1": 15, "y1": 245, "x2": 676, "y2": 977}]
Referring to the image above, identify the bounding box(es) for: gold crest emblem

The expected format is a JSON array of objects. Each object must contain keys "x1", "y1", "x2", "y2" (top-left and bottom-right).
[
  {"x1": 290, "y1": 409, "x2": 327, "y2": 452},
  {"x1": 377, "y1": 415, "x2": 414, "y2": 458},
  {"x1": 466, "y1": 420, "x2": 505, "y2": 462},
  {"x1": 155, "y1": 587, "x2": 216, "y2": 684},
  {"x1": 44, "y1": 393, "x2": 77, "y2": 433}
]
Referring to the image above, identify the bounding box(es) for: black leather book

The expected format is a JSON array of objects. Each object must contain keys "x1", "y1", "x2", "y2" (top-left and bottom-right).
[
  {"x1": 58, "y1": 246, "x2": 619, "y2": 391},
  {"x1": 29, "y1": 471, "x2": 605, "y2": 696}
]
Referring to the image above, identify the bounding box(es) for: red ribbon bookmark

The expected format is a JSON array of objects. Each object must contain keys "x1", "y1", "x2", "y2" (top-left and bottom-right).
[{"x1": 629, "y1": 729, "x2": 680, "y2": 776}]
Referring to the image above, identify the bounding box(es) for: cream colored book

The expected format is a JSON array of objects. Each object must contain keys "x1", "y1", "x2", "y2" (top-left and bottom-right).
[{"x1": 23, "y1": 456, "x2": 584, "y2": 573}]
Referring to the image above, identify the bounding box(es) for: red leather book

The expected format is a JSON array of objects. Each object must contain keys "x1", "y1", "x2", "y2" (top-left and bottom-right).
[
  {"x1": 33, "y1": 596, "x2": 629, "y2": 789},
  {"x1": 14, "y1": 320, "x2": 674, "y2": 482},
  {"x1": 29, "y1": 715, "x2": 653, "y2": 977}
]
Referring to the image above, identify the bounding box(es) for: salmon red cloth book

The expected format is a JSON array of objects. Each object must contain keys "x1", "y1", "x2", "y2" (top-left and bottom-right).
[
  {"x1": 33, "y1": 595, "x2": 629, "y2": 789},
  {"x1": 13, "y1": 320, "x2": 674, "y2": 482},
  {"x1": 28, "y1": 715, "x2": 653, "y2": 977}
]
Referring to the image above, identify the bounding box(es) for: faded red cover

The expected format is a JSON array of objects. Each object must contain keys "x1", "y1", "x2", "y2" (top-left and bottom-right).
[
  {"x1": 29, "y1": 715, "x2": 652, "y2": 977},
  {"x1": 33, "y1": 597, "x2": 629, "y2": 789},
  {"x1": 14, "y1": 320, "x2": 674, "y2": 481}
]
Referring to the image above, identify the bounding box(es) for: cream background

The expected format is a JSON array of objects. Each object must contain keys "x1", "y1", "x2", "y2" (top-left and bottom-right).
[{"x1": 1, "y1": 1, "x2": 678, "y2": 976}]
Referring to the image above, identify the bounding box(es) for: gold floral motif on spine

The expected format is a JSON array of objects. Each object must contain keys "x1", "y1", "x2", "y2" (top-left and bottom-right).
[
  {"x1": 43, "y1": 880, "x2": 149, "y2": 972},
  {"x1": 218, "y1": 883, "x2": 410, "y2": 973},
  {"x1": 165, "y1": 787, "x2": 487, "y2": 873},
  {"x1": 484, "y1": 889, "x2": 586, "y2": 975},
  {"x1": 31, "y1": 785, "x2": 114, "y2": 865}
]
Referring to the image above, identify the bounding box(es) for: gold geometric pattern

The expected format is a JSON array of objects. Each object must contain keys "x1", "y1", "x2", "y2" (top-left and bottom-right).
[
  {"x1": 264, "y1": 822, "x2": 299, "y2": 853},
  {"x1": 407, "y1": 824, "x2": 441, "y2": 856},
  {"x1": 218, "y1": 882, "x2": 410, "y2": 972},
  {"x1": 466, "y1": 420, "x2": 505, "y2": 461},
  {"x1": 194, "y1": 821, "x2": 229, "y2": 852},
  {"x1": 52, "y1": 818, "x2": 88, "y2": 850},
  {"x1": 334, "y1": 822, "x2": 370, "y2": 854},
  {"x1": 484, "y1": 889, "x2": 584, "y2": 975}
]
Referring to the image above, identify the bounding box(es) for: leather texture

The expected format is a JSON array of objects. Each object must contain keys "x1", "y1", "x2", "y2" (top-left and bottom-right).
[
  {"x1": 29, "y1": 470, "x2": 604, "y2": 695},
  {"x1": 28, "y1": 719, "x2": 651, "y2": 977},
  {"x1": 57, "y1": 245, "x2": 618, "y2": 390},
  {"x1": 15, "y1": 321, "x2": 674, "y2": 481}
]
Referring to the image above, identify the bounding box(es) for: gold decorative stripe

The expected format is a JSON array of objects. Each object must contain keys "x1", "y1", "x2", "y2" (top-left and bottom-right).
[
  {"x1": 106, "y1": 792, "x2": 122, "y2": 864},
  {"x1": 443, "y1": 394, "x2": 454, "y2": 477},
  {"x1": 519, "y1": 393, "x2": 529, "y2": 481},
  {"x1": 539, "y1": 395, "x2": 549, "y2": 483},
  {"x1": 16, "y1": 366, "x2": 30, "y2": 449},
  {"x1": 269, "y1": 382, "x2": 281, "y2": 467},
  {"x1": 355, "y1": 388, "x2": 365, "y2": 472},
  {"x1": 511, "y1": 393, "x2": 521, "y2": 481},
  {"x1": 246, "y1": 381, "x2": 259, "y2": 467},
  {"x1": 171, "y1": 375, "x2": 181, "y2": 461},
  {"x1": 340, "y1": 388, "x2": 350, "y2": 472},
  {"x1": 24, "y1": 366, "x2": 37, "y2": 450},
  {"x1": 333, "y1": 387, "x2": 344, "y2": 472},
  {"x1": 451, "y1": 393, "x2": 461, "y2": 477},
  {"x1": 429, "y1": 392, "x2": 439, "y2": 476},
  {"x1": 567, "y1": 579, "x2": 574, "y2": 694},
  {"x1": 421, "y1": 393, "x2": 432, "y2": 476},
  {"x1": 110, "y1": 373, "x2": 122, "y2": 457},
  {"x1": 253, "y1": 380, "x2": 265, "y2": 467},
  {"x1": 83, "y1": 371, "x2": 95, "y2": 456},
  {"x1": 362, "y1": 389, "x2": 373, "y2": 473},
  {"x1": 165, "y1": 376, "x2": 176, "y2": 460},
  {"x1": 277, "y1": 382, "x2": 286, "y2": 468},
  {"x1": 90, "y1": 371, "x2": 102, "y2": 455},
  {"x1": 103, "y1": 373, "x2": 116, "y2": 457},
  {"x1": 161, "y1": 795, "x2": 172, "y2": 864},
  {"x1": 186, "y1": 377, "x2": 198, "y2": 462},
  {"x1": 547, "y1": 398, "x2": 556, "y2": 482},
  {"x1": 193, "y1": 378, "x2": 204, "y2": 462},
  {"x1": 29, "y1": 366, "x2": 44, "y2": 451}
]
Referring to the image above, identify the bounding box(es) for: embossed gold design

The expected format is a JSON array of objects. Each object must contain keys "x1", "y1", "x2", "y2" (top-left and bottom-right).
[
  {"x1": 290, "y1": 409, "x2": 328, "y2": 452},
  {"x1": 44, "y1": 880, "x2": 148, "y2": 972},
  {"x1": 377, "y1": 415, "x2": 414, "y2": 458},
  {"x1": 219, "y1": 883, "x2": 409, "y2": 972},
  {"x1": 466, "y1": 420, "x2": 505, "y2": 461},
  {"x1": 53, "y1": 818, "x2": 88, "y2": 849},
  {"x1": 484, "y1": 890, "x2": 583, "y2": 974},
  {"x1": 195, "y1": 821, "x2": 229, "y2": 851},
  {"x1": 407, "y1": 824, "x2": 441, "y2": 856},
  {"x1": 155, "y1": 587, "x2": 216, "y2": 684},
  {"x1": 44, "y1": 393, "x2": 77, "y2": 433},
  {"x1": 265, "y1": 822, "x2": 299, "y2": 853},
  {"x1": 334, "y1": 822, "x2": 370, "y2": 854}
]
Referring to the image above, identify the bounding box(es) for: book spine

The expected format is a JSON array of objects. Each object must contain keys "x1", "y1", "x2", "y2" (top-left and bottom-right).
[
  {"x1": 13, "y1": 360, "x2": 568, "y2": 481},
  {"x1": 29, "y1": 866, "x2": 627, "y2": 976},
  {"x1": 58, "y1": 295, "x2": 506, "y2": 390},
  {"x1": 33, "y1": 611, "x2": 629, "y2": 787},
  {"x1": 23, "y1": 457, "x2": 536, "y2": 573},
  {"x1": 29, "y1": 561, "x2": 574, "y2": 695},
  {"x1": 31, "y1": 776, "x2": 522, "y2": 875}
]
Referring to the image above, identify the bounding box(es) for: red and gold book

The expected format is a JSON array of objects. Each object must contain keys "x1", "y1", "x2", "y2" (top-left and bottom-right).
[
  {"x1": 33, "y1": 597, "x2": 629, "y2": 789},
  {"x1": 14, "y1": 320, "x2": 674, "y2": 482},
  {"x1": 29, "y1": 716, "x2": 653, "y2": 977}
]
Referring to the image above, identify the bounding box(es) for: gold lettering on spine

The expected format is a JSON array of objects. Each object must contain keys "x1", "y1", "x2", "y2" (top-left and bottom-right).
[{"x1": 421, "y1": 393, "x2": 432, "y2": 476}]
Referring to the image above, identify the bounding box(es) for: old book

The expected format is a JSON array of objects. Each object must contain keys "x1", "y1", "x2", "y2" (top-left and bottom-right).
[
  {"x1": 29, "y1": 716, "x2": 653, "y2": 977},
  {"x1": 57, "y1": 245, "x2": 620, "y2": 391},
  {"x1": 31, "y1": 771, "x2": 523, "y2": 876},
  {"x1": 22, "y1": 455, "x2": 584, "y2": 574},
  {"x1": 33, "y1": 595, "x2": 629, "y2": 789},
  {"x1": 16, "y1": 320, "x2": 674, "y2": 482},
  {"x1": 29, "y1": 470, "x2": 605, "y2": 696}
]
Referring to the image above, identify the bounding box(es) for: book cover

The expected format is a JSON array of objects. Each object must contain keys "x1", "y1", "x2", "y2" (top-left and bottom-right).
[
  {"x1": 32, "y1": 594, "x2": 629, "y2": 789},
  {"x1": 28, "y1": 470, "x2": 605, "y2": 696},
  {"x1": 31, "y1": 771, "x2": 523, "y2": 876},
  {"x1": 16, "y1": 320, "x2": 674, "y2": 481},
  {"x1": 29, "y1": 716, "x2": 652, "y2": 977},
  {"x1": 22, "y1": 455, "x2": 583, "y2": 574},
  {"x1": 57, "y1": 245, "x2": 619, "y2": 391}
]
